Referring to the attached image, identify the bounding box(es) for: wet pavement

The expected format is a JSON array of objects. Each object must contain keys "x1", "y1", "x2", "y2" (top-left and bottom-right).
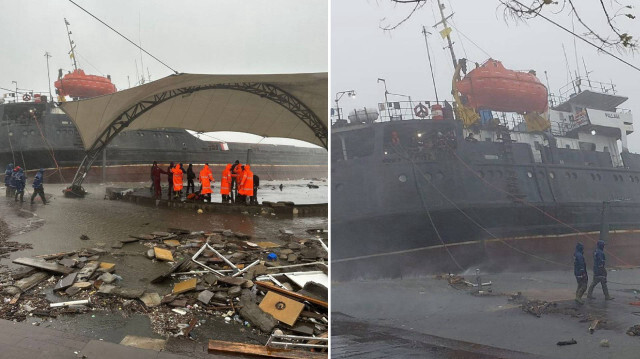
[
  {"x1": 0, "y1": 181, "x2": 327, "y2": 351},
  {"x1": 332, "y1": 268, "x2": 640, "y2": 358}
]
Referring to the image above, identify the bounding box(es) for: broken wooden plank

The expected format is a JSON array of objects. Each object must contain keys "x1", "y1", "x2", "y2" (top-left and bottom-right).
[
  {"x1": 256, "y1": 241, "x2": 280, "y2": 249},
  {"x1": 255, "y1": 281, "x2": 328, "y2": 308},
  {"x1": 172, "y1": 278, "x2": 197, "y2": 294},
  {"x1": 259, "y1": 291, "x2": 304, "y2": 326},
  {"x1": 13, "y1": 257, "x2": 74, "y2": 275},
  {"x1": 208, "y1": 340, "x2": 327, "y2": 359},
  {"x1": 154, "y1": 247, "x2": 174, "y2": 262},
  {"x1": 35, "y1": 251, "x2": 77, "y2": 260}
]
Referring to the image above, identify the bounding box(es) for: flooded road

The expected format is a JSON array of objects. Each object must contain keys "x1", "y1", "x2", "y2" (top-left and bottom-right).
[
  {"x1": 0, "y1": 181, "x2": 327, "y2": 347},
  {"x1": 332, "y1": 268, "x2": 640, "y2": 358}
]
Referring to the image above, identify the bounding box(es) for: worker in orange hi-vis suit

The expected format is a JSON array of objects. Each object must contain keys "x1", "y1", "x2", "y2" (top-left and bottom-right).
[
  {"x1": 242, "y1": 165, "x2": 254, "y2": 204},
  {"x1": 220, "y1": 163, "x2": 232, "y2": 203},
  {"x1": 199, "y1": 163, "x2": 214, "y2": 202},
  {"x1": 237, "y1": 165, "x2": 249, "y2": 204},
  {"x1": 171, "y1": 163, "x2": 185, "y2": 199}
]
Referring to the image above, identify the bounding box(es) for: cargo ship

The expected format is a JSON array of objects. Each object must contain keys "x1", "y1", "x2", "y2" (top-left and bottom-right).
[
  {"x1": 331, "y1": 4, "x2": 640, "y2": 276},
  {"x1": 0, "y1": 98, "x2": 327, "y2": 183},
  {"x1": 0, "y1": 19, "x2": 326, "y2": 183}
]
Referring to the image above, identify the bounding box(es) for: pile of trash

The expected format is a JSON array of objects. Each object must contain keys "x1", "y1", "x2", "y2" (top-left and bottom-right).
[
  {"x1": 0, "y1": 227, "x2": 328, "y2": 355},
  {"x1": 627, "y1": 324, "x2": 640, "y2": 336}
]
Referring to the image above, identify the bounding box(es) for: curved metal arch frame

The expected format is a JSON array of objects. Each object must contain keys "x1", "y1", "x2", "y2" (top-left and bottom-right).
[{"x1": 70, "y1": 82, "x2": 327, "y2": 188}]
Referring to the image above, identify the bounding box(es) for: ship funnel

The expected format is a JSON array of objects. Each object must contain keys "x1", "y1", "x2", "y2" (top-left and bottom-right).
[{"x1": 348, "y1": 107, "x2": 379, "y2": 124}]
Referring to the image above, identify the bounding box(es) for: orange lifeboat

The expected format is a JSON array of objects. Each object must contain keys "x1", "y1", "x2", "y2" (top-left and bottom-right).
[
  {"x1": 456, "y1": 59, "x2": 548, "y2": 113},
  {"x1": 54, "y1": 69, "x2": 116, "y2": 99}
]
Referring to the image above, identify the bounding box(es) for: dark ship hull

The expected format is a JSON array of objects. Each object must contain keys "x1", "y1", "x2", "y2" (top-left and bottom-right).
[
  {"x1": 0, "y1": 101, "x2": 327, "y2": 182},
  {"x1": 332, "y1": 119, "x2": 640, "y2": 277}
]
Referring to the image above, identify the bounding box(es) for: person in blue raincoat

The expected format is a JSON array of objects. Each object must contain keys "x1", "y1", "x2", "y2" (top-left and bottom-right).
[
  {"x1": 13, "y1": 166, "x2": 26, "y2": 203},
  {"x1": 4, "y1": 163, "x2": 13, "y2": 197},
  {"x1": 586, "y1": 240, "x2": 614, "y2": 300},
  {"x1": 573, "y1": 242, "x2": 588, "y2": 304},
  {"x1": 30, "y1": 168, "x2": 47, "y2": 205}
]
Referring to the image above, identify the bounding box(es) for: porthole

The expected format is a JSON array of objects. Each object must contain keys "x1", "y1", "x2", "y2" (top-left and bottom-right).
[
  {"x1": 8, "y1": 132, "x2": 13, "y2": 136},
  {"x1": 549, "y1": 172, "x2": 555, "y2": 179},
  {"x1": 527, "y1": 171, "x2": 533, "y2": 178},
  {"x1": 22, "y1": 130, "x2": 27, "y2": 136},
  {"x1": 424, "y1": 172, "x2": 432, "y2": 181},
  {"x1": 398, "y1": 174, "x2": 407, "y2": 183},
  {"x1": 436, "y1": 172, "x2": 444, "y2": 180},
  {"x1": 30, "y1": 130, "x2": 35, "y2": 135},
  {"x1": 591, "y1": 174, "x2": 596, "y2": 180},
  {"x1": 478, "y1": 170, "x2": 485, "y2": 178}
]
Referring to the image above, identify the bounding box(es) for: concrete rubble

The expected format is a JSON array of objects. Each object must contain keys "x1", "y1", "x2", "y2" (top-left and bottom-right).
[{"x1": 0, "y1": 226, "x2": 328, "y2": 355}]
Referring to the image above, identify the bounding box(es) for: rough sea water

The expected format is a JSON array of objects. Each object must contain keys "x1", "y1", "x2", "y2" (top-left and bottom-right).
[{"x1": 0, "y1": 180, "x2": 327, "y2": 349}]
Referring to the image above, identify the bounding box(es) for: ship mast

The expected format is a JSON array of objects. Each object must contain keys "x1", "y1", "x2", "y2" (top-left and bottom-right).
[
  {"x1": 64, "y1": 18, "x2": 78, "y2": 71},
  {"x1": 433, "y1": 0, "x2": 458, "y2": 69}
]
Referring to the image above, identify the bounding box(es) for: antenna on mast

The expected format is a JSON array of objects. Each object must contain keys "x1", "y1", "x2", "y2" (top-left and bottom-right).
[
  {"x1": 433, "y1": 0, "x2": 457, "y2": 70},
  {"x1": 64, "y1": 18, "x2": 78, "y2": 70},
  {"x1": 422, "y1": 26, "x2": 439, "y2": 102}
]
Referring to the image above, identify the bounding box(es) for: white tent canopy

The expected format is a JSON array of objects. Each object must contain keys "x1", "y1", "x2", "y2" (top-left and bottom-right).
[{"x1": 59, "y1": 72, "x2": 328, "y2": 149}]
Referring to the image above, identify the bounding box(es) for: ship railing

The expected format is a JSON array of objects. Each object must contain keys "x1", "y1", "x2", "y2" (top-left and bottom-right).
[
  {"x1": 556, "y1": 77, "x2": 618, "y2": 102},
  {"x1": 375, "y1": 100, "x2": 455, "y2": 122}
]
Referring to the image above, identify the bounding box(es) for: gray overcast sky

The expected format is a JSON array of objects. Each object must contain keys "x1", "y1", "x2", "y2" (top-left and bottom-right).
[
  {"x1": 0, "y1": 0, "x2": 327, "y2": 147},
  {"x1": 332, "y1": 0, "x2": 640, "y2": 152}
]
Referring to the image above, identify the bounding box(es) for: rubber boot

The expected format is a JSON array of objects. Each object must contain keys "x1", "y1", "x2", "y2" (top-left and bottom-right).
[
  {"x1": 603, "y1": 281, "x2": 614, "y2": 300},
  {"x1": 586, "y1": 281, "x2": 596, "y2": 299}
]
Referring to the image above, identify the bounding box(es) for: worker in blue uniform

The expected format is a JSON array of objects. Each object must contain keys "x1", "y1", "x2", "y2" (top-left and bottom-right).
[
  {"x1": 586, "y1": 240, "x2": 614, "y2": 300},
  {"x1": 573, "y1": 242, "x2": 588, "y2": 304},
  {"x1": 4, "y1": 163, "x2": 13, "y2": 197},
  {"x1": 31, "y1": 168, "x2": 47, "y2": 205},
  {"x1": 13, "y1": 167, "x2": 26, "y2": 203}
]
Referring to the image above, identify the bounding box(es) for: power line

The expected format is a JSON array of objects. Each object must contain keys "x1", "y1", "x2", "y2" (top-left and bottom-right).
[
  {"x1": 510, "y1": 0, "x2": 640, "y2": 73},
  {"x1": 66, "y1": 0, "x2": 179, "y2": 74}
]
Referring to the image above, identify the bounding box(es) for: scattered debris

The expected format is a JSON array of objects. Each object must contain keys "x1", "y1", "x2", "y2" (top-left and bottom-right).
[
  {"x1": 80, "y1": 234, "x2": 90, "y2": 241},
  {"x1": 0, "y1": 225, "x2": 328, "y2": 353},
  {"x1": 208, "y1": 339, "x2": 327, "y2": 358},
  {"x1": 589, "y1": 319, "x2": 600, "y2": 334},
  {"x1": 556, "y1": 339, "x2": 577, "y2": 346},
  {"x1": 600, "y1": 339, "x2": 610, "y2": 347},
  {"x1": 626, "y1": 325, "x2": 640, "y2": 336}
]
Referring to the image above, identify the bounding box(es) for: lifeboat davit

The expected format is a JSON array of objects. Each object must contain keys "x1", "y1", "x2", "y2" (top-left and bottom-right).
[
  {"x1": 54, "y1": 69, "x2": 116, "y2": 99},
  {"x1": 456, "y1": 59, "x2": 548, "y2": 113}
]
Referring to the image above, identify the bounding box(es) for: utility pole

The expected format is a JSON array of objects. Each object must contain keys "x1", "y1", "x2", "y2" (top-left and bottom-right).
[
  {"x1": 434, "y1": 0, "x2": 457, "y2": 69},
  {"x1": 44, "y1": 52, "x2": 53, "y2": 101},
  {"x1": 422, "y1": 26, "x2": 439, "y2": 103}
]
